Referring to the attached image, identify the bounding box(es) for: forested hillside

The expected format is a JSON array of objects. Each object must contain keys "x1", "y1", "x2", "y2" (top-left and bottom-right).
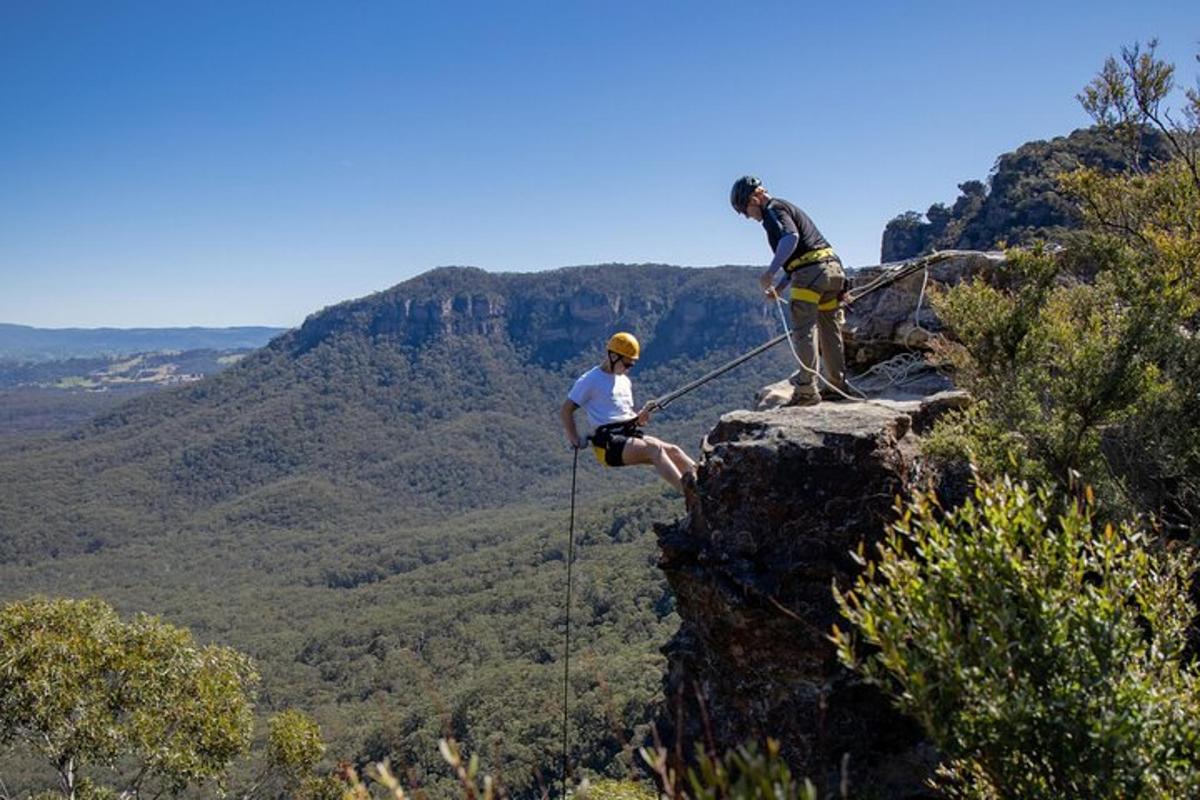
[
  {"x1": 880, "y1": 126, "x2": 1172, "y2": 260},
  {"x1": 0, "y1": 263, "x2": 798, "y2": 795}
]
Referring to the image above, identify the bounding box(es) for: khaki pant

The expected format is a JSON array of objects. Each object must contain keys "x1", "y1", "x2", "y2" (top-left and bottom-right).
[{"x1": 788, "y1": 260, "x2": 846, "y2": 399}]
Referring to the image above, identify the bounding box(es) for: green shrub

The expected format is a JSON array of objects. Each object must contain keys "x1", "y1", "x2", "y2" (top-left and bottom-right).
[
  {"x1": 925, "y1": 43, "x2": 1200, "y2": 531},
  {"x1": 833, "y1": 477, "x2": 1200, "y2": 799},
  {"x1": 577, "y1": 777, "x2": 658, "y2": 800},
  {"x1": 0, "y1": 597, "x2": 258, "y2": 798},
  {"x1": 640, "y1": 739, "x2": 816, "y2": 800}
]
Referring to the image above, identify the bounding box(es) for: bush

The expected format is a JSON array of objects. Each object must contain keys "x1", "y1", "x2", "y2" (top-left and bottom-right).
[
  {"x1": 926, "y1": 44, "x2": 1200, "y2": 531},
  {"x1": 833, "y1": 477, "x2": 1200, "y2": 799}
]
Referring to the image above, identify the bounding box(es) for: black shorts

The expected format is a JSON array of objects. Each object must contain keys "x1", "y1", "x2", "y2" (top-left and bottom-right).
[{"x1": 591, "y1": 420, "x2": 644, "y2": 467}]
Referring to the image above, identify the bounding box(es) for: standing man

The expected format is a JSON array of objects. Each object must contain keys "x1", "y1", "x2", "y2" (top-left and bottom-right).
[
  {"x1": 560, "y1": 332, "x2": 697, "y2": 494},
  {"x1": 730, "y1": 175, "x2": 848, "y2": 406}
]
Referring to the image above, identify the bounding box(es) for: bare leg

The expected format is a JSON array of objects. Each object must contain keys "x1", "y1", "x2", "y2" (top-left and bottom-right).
[
  {"x1": 620, "y1": 436, "x2": 686, "y2": 491},
  {"x1": 666, "y1": 443, "x2": 696, "y2": 477}
]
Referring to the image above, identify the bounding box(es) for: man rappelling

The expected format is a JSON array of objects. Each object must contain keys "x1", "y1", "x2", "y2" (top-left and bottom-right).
[{"x1": 559, "y1": 332, "x2": 697, "y2": 495}]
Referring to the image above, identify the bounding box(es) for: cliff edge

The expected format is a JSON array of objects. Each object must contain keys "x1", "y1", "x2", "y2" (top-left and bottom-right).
[{"x1": 655, "y1": 397, "x2": 965, "y2": 797}]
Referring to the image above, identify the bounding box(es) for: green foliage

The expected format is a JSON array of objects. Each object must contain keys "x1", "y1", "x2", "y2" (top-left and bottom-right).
[
  {"x1": 0, "y1": 596, "x2": 258, "y2": 797},
  {"x1": 925, "y1": 245, "x2": 1158, "y2": 496},
  {"x1": 268, "y1": 709, "x2": 327, "y2": 775},
  {"x1": 879, "y1": 127, "x2": 1172, "y2": 261},
  {"x1": 578, "y1": 777, "x2": 658, "y2": 800},
  {"x1": 640, "y1": 739, "x2": 816, "y2": 800},
  {"x1": 925, "y1": 46, "x2": 1200, "y2": 529},
  {"x1": 833, "y1": 477, "x2": 1200, "y2": 799}
]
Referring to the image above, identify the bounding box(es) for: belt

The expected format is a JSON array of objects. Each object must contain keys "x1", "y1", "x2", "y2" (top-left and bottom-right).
[
  {"x1": 592, "y1": 418, "x2": 641, "y2": 440},
  {"x1": 784, "y1": 247, "x2": 837, "y2": 273}
]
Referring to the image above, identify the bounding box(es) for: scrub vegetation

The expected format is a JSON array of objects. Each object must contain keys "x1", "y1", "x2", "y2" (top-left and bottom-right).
[
  {"x1": 840, "y1": 43, "x2": 1200, "y2": 799},
  {"x1": 924, "y1": 41, "x2": 1200, "y2": 533}
]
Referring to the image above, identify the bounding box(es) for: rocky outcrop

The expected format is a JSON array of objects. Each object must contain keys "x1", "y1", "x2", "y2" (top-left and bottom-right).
[
  {"x1": 655, "y1": 398, "x2": 959, "y2": 798},
  {"x1": 844, "y1": 250, "x2": 1004, "y2": 366}
]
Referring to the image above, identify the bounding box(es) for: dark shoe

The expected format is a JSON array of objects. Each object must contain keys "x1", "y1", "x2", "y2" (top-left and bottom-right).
[{"x1": 820, "y1": 385, "x2": 852, "y2": 401}]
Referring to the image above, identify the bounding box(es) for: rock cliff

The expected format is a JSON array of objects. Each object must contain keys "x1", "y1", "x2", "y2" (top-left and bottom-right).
[
  {"x1": 654, "y1": 394, "x2": 969, "y2": 797},
  {"x1": 282, "y1": 264, "x2": 780, "y2": 367}
]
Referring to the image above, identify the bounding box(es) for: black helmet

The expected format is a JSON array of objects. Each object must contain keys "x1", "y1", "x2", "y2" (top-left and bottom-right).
[{"x1": 730, "y1": 175, "x2": 761, "y2": 214}]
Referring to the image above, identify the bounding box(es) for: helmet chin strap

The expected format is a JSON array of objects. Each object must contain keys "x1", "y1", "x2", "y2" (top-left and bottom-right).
[{"x1": 607, "y1": 351, "x2": 622, "y2": 369}]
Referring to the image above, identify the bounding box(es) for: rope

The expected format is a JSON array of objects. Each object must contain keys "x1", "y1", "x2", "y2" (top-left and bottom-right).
[
  {"x1": 561, "y1": 445, "x2": 579, "y2": 799},
  {"x1": 646, "y1": 331, "x2": 791, "y2": 411},
  {"x1": 771, "y1": 261, "x2": 937, "y2": 405},
  {"x1": 771, "y1": 295, "x2": 866, "y2": 402}
]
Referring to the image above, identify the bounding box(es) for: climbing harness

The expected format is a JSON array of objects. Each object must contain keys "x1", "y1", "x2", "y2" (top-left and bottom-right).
[
  {"x1": 772, "y1": 250, "x2": 941, "y2": 403},
  {"x1": 561, "y1": 444, "x2": 579, "y2": 797},
  {"x1": 771, "y1": 294, "x2": 864, "y2": 402},
  {"x1": 590, "y1": 419, "x2": 644, "y2": 467},
  {"x1": 783, "y1": 246, "x2": 837, "y2": 273}
]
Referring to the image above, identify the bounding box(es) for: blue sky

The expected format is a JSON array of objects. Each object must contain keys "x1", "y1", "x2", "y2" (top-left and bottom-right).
[{"x1": 1, "y1": 2, "x2": 1196, "y2": 328}]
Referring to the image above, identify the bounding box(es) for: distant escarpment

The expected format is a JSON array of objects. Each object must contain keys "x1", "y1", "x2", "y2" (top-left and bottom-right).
[
  {"x1": 654, "y1": 396, "x2": 968, "y2": 797},
  {"x1": 283, "y1": 264, "x2": 777, "y2": 368}
]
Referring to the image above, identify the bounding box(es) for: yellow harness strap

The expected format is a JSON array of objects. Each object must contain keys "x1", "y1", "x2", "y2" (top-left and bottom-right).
[
  {"x1": 788, "y1": 287, "x2": 841, "y2": 310},
  {"x1": 592, "y1": 445, "x2": 608, "y2": 467},
  {"x1": 784, "y1": 247, "x2": 836, "y2": 273}
]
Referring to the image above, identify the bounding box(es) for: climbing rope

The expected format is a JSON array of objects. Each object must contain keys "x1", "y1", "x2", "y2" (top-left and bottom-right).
[{"x1": 561, "y1": 445, "x2": 579, "y2": 798}]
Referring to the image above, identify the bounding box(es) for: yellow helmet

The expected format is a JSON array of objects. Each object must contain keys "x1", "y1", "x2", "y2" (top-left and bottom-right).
[{"x1": 606, "y1": 332, "x2": 640, "y2": 359}]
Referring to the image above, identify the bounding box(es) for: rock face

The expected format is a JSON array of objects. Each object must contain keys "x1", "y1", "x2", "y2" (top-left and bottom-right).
[
  {"x1": 283, "y1": 264, "x2": 781, "y2": 367},
  {"x1": 844, "y1": 250, "x2": 1005, "y2": 366},
  {"x1": 656, "y1": 400, "x2": 949, "y2": 797}
]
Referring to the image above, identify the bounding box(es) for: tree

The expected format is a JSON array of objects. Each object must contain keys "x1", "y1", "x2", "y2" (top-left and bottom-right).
[
  {"x1": 925, "y1": 44, "x2": 1200, "y2": 529},
  {"x1": 0, "y1": 597, "x2": 258, "y2": 799},
  {"x1": 833, "y1": 478, "x2": 1200, "y2": 799}
]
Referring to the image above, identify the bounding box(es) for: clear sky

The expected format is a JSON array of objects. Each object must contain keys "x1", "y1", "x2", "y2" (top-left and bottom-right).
[{"x1": 1, "y1": 2, "x2": 1196, "y2": 328}]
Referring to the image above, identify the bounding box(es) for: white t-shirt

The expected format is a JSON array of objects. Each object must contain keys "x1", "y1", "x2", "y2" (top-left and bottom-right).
[{"x1": 568, "y1": 366, "x2": 636, "y2": 429}]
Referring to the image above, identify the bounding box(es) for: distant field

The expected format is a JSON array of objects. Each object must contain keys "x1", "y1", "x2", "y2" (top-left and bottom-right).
[
  {"x1": 0, "y1": 348, "x2": 256, "y2": 440},
  {"x1": 0, "y1": 323, "x2": 285, "y2": 361}
]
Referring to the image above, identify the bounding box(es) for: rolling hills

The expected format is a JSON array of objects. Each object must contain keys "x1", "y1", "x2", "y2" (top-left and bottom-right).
[{"x1": 0, "y1": 263, "x2": 799, "y2": 794}]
